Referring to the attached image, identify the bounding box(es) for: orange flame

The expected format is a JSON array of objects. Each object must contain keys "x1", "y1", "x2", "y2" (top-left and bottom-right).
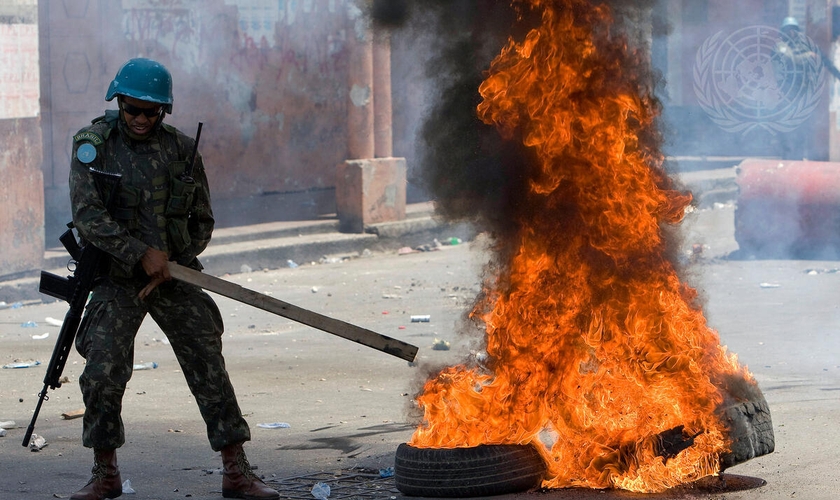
[{"x1": 409, "y1": 0, "x2": 752, "y2": 493}]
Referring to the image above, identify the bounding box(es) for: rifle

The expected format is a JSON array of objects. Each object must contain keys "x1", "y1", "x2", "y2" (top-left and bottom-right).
[
  {"x1": 180, "y1": 121, "x2": 203, "y2": 184},
  {"x1": 22, "y1": 169, "x2": 122, "y2": 447}
]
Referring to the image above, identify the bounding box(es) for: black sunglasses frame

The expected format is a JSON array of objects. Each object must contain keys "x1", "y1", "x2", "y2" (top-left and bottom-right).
[{"x1": 120, "y1": 100, "x2": 163, "y2": 118}]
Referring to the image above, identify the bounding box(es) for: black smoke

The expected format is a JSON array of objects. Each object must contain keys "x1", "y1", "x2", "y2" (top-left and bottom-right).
[
  {"x1": 372, "y1": 0, "x2": 679, "y2": 268},
  {"x1": 372, "y1": 1, "x2": 674, "y2": 249},
  {"x1": 373, "y1": 0, "x2": 538, "y2": 242}
]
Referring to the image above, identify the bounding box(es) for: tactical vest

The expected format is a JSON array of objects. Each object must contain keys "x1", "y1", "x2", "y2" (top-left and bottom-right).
[{"x1": 74, "y1": 112, "x2": 197, "y2": 278}]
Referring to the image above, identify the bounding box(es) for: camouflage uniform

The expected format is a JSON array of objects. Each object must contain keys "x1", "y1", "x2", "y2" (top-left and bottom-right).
[{"x1": 69, "y1": 110, "x2": 251, "y2": 451}]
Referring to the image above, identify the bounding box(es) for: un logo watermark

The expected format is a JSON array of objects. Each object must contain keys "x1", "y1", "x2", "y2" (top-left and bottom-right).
[{"x1": 693, "y1": 25, "x2": 826, "y2": 134}]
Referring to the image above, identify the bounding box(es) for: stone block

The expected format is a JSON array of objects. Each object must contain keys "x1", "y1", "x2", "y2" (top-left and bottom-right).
[{"x1": 335, "y1": 157, "x2": 407, "y2": 233}]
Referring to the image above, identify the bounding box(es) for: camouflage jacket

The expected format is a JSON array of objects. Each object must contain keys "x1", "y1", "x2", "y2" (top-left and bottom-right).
[{"x1": 69, "y1": 110, "x2": 214, "y2": 278}]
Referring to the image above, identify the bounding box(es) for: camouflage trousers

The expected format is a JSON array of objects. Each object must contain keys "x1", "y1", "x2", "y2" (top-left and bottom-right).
[{"x1": 75, "y1": 276, "x2": 251, "y2": 451}]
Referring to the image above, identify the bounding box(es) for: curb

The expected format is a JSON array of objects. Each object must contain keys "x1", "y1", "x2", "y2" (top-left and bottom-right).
[
  {"x1": 0, "y1": 210, "x2": 474, "y2": 304},
  {"x1": 0, "y1": 169, "x2": 737, "y2": 304}
]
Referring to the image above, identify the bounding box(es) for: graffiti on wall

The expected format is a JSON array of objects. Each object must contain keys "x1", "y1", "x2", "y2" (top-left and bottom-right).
[
  {"x1": 121, "y1": 0, "x2": 201, "y2": 70},
  {"x1": 115, "y1": 0, "x2": 354, "y2": 199},
  {"x1": 119, "y1": 0, "x2": 351, "y2": 65},
  {"x1": 224, "y1": 0, "x2": 347, "y2": 47}
]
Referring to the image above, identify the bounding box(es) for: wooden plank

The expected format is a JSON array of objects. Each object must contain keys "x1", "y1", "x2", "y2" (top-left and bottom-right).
[{"x1": 167, "y1": 262, "x2": 418, "y2": 362}]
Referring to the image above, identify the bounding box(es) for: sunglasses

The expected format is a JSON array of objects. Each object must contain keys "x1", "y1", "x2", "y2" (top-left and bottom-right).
[{"x1": 121, "y1": 101, "x2": 162, "y2": 118}]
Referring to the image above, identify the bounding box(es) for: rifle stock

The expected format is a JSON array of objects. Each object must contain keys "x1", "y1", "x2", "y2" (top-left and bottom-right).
[{"x1": 22, "y1": 169, "x2": 121, "y2": 447}]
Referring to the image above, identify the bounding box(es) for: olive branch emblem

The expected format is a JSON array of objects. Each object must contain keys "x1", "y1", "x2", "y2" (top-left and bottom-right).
[{"x1": 693, "y1": 26, "x2": 825, "y2": 135}]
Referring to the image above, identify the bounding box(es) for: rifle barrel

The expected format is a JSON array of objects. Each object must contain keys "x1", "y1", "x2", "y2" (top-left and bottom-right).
[
  {"x1": 183, "y1": 122, "x2": 203, "y2": 181},
  {"x1": 22, "y1": 169, "x2": 122, "y2": 447},
  {"x1": 21, "y1": 385, "x2": 48, "y2": 447}
]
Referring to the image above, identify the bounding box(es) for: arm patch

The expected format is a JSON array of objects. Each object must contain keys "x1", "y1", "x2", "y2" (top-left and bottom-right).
[{"x1": 73, "y1": 131, "x2": 104, "y2": 146}]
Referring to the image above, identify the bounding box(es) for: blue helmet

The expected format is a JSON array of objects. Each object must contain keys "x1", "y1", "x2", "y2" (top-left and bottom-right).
[
  {"x1": 105, "y1": 58, "x2": 173, "y2": 113},
  {"x1": 781, "y1": 17, "x2": 800, "y2": 31}
]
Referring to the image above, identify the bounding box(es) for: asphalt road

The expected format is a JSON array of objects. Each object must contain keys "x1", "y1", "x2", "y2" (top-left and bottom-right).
[{"x1": 1, "y1": 201, "x2": 838, "y2": 500}]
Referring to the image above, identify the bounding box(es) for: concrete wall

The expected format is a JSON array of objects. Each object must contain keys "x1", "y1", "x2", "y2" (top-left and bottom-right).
[
  {"x1": 0, "y1": 117, "x2": 44, "y2": 278},
  {"x1": 655, "y1": 0, "x2": 834, "y2": 163},
  {"x1": 0, "y1": 1, "x2": 43, "y2": 277},
  {"x1": 38, "y1": 0, "x2": 419, "y2": 241}
]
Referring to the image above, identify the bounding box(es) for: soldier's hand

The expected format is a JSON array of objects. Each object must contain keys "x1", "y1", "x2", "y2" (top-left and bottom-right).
[
  {"x1": 138, "y1": 247, "x2": 171, "y2": 299},
  {"x1": 139, "y1": 276, "x2": 166, "y2": 300}
]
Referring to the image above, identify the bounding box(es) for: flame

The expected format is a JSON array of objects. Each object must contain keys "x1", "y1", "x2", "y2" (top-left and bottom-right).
[{"x1": 409, "y1": 0, "x2": 753, "y2": 493}]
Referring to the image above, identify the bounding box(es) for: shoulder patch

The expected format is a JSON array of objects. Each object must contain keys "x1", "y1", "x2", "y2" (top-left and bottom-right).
[
  {"x1": 74, "y1": 131, "x2": 104, "y2": 146},
  {"x1": 76, "y1": 143, "x2": 97, "y2": 164}
]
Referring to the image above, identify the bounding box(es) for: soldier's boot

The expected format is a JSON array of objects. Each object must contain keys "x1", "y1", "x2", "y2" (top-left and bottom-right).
[
  {"x1": 221, "y1": 443, "x2": 280, "y2": 500},
  {"x1": 70, "y1": 448, "x2": 123, "y2": 500}
]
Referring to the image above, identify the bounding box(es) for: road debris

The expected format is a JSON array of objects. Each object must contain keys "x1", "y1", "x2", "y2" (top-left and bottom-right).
[
  {"x1": 3, "y1": 360, "x2": 41, "y2": 369},
  {"x1": 432, "y1": 338, "x2": 451, "y2": 350},
  {"x1": 45, "y1": 317, "x2": 64, "y2": 327},
  {"x1": 28, "y1": 434, "x2": 47, "y2": 451},
  {"x1": 805, "y1": 268, "x2": 840, "y2": 275},
  {"x1": 257, "y1": 422, "x2": 291, "y2": 429},
  {"x1": 61, "y1": 409, "x2": 85, "y2": 420},
  {"x1": 379, "y1": 466, "x2": 395, "y2": 478},
  {"x1": 311, "y1": 481, "x2": 331, "y2": 500}
]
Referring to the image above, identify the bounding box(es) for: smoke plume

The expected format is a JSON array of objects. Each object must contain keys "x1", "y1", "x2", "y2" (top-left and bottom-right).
[{"x1": 373, "y1": 0, "x2": 683, "y2": 262}]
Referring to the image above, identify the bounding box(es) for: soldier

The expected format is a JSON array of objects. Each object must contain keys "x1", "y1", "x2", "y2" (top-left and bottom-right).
[
  {"x1": 68, "y1": 58, "x2": 280, "y2": 500},
  {"x1": 771, "y1": 17, "x2": 821, "y2": 160}
]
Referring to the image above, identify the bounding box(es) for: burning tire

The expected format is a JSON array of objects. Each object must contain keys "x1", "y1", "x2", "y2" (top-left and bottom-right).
[
  {"x1": 394, "y1": 443, "x2": 547, "y2": 497},
  {"x1": 394, "y1": 392, "x2": 773, "y2": 497},
  {"x1": 718, "y1": 394, "x2": 775, "y2": 470}
]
